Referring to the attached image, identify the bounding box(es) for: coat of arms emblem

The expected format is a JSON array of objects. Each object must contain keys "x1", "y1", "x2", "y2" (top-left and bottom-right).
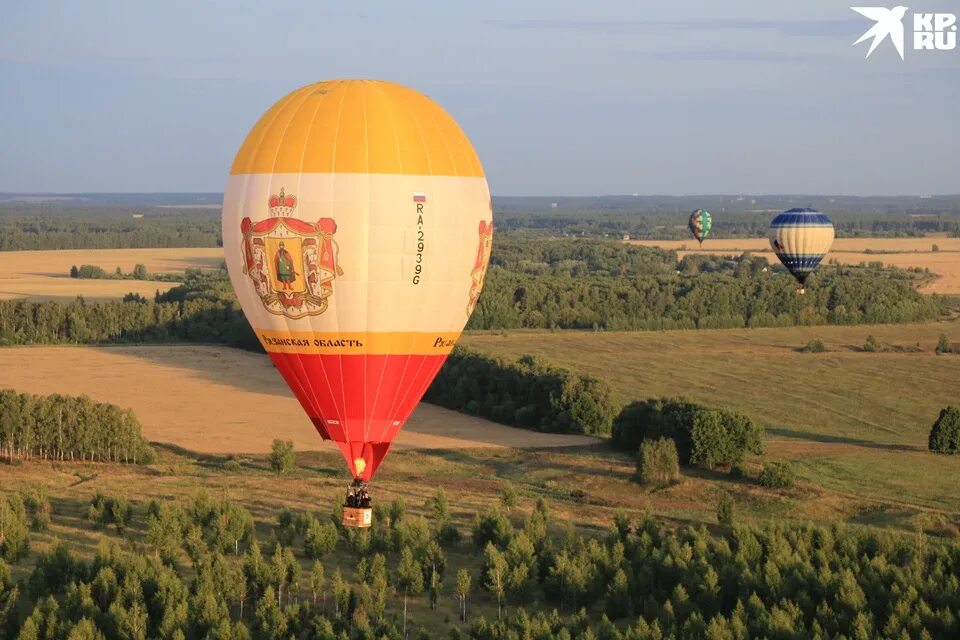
[
  {"x1": 240, "y1": 189, "x2": 344, "y2": 319},
  {"x1": 467, "y1": 219, "x2": 493, "y2": 316}
]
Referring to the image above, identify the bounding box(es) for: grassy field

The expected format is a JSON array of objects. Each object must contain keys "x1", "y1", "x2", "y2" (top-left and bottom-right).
[
  {"x1": 627, "y1": 236, "x2": 960, "y2": 294},
  {"x1": 461, "y1": 321, "x2": 960, "y2": 513},
  {"x1": 0, "y1": 247, "x2": 223, "y2": 300}
]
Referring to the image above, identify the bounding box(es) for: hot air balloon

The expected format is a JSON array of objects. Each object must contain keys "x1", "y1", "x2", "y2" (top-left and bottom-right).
[
  {"x1": 768, "y1": 207, "x2": 834, "y2": 294},
  {"x1": 688, "y1": 209, "x2": 712, "y2": 246},
  {"x1": 223, "y1": 80, "x2": 493, "y2": 526}
]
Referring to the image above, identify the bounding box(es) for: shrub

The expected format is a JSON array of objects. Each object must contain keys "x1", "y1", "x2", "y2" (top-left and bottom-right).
[
  {"x1": 936, "y1": 334, "x2": 953, "y2": 355},
  {"x1": 269, "y1": 439, "x2": 295, "y2": 474},
  {"x1": 87, "y1": 493, "x2": 133, "y2": 534},
  {"x1": 21, "y1": 485, "x2": 52, "y2": 532},
  {"x1": 801, "y1": 339, "x2": 827, "y2": 353},
  {"x1": 499, "y1": 483, "x2": 518, "y2": 510},
  {"x1": 758, "y1": 462, "x2": 795, "y2": 489},
  {"x1": 716, "y1": 493, "x2": 735, "y2": 526},
  {"x1": 863, "y1": 335, "x2": 883, "y2": 352},
  {"x1": 637, "y1": 438, "x2": 680, "y2": 487},
  {"x1": 222, "y1": 458, "x2": 243, "y2": 472},
  {"x1": 729, "y1": 462, "x2": 749, "y2": 480},
  {"x1": 929, "y1": 406, "x2": 960, "y2": 454}
]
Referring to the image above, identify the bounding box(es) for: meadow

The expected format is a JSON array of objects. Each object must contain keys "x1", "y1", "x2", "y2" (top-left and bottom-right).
[
  {"x1": 461, "y1": 321, "x2": 960, "y2": 514},
  {"x1": 627, "y1": 236, "x2": 960, "y2": 294}
]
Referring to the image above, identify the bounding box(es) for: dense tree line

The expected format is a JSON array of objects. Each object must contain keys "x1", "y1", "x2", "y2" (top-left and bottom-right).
[
  {"x1": 468, "y1": 239, "x2": 946, "y2": 331},
  {"x1": 69, "y1": 263, "x2": 180, "y2": 282},
  {"x1": 2, "y1": 199, "x2": 957, "y2": 252},
  {"x1": 494, "y1": 194, "x2": 960, "y2": 239},
  {"x1": 4, "y1": 486, "x2": 958, "y2": 639},
  {"x1": 0, "y1": 206, "x2": 221, "y2": 251},
  {"x1": 612, "y1": 397, "x2": 765, "y2": 470},
  {"x1": 0, "y1": 271, "x2": 258, "y2": 351},
  {"x1": 425, "y1": 348, "x2": 617, "y2": 436},
  {"x1": 0, "y1": 390, "x2": 153, "y2": 463},
  {"x1": 0, "y1": 241, "x2": 946, "y2": 353}
]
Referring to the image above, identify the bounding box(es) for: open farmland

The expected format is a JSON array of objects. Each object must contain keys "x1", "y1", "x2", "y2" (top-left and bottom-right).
[
  {"x1": 627, "y1": 236, "x2": 960, "y2": 294},
  {"x1": 0, "y1": 344, "x2": 597, "y2": 453},
  {"x1": 0, "y1": 247, "x2": 223, "y2": 300}
]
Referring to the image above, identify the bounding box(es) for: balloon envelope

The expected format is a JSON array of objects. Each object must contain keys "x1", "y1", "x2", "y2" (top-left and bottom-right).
[
  {"x1": 768, "y1": 208, "x2": 834, "y2": 286},
  {"x1": 688, "y1": 209, "x2": 712, "y2": 245},
  {"x1": 223, "y1": 80, "x2": 493, "y2": 481}
]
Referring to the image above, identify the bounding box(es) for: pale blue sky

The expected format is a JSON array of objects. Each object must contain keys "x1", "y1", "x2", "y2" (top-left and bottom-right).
[{"x1": 1, "y1": 1, "x2": 957, "y2": 195}]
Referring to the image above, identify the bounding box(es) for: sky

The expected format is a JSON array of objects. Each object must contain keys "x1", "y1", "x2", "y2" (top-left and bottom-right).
[{"x1": 1, "y1": 1, "x2": 958, "y2": 196}]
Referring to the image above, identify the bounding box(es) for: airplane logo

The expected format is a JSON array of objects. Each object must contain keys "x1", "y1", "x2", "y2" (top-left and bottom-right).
[{"x1": 851, "y1": 6, "x2": 909, "y2": 59}]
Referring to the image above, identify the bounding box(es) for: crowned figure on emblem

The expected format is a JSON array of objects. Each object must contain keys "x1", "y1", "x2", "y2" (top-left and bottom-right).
[{"x1": 274, "y1": 241, "x2": 298, "y2": 290}]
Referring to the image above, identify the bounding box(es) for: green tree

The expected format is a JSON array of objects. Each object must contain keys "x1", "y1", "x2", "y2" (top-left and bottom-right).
[
  {"x1": 455, "y1": 568, "x2": 472, "y2": 622},
  {"x1": 637, "y1": 437, "x2": 680, "y2": 486},
  {"x1": 716, "y1": 492, "x2": 736, "y2": 526},
  {"x1": 929, "y1": 406, "x2": 960, "y2": 454},
  {"x1": 472, "y1": 507, "x2": 513, "y2": 549},
  {"x1": 482, "y1": 543, "x2": 508, "y2": 621},
  {"x1": 500, "y1": 482, "x2": 519, "y2": 510},
  {"x1": 308, "y1": 560, "x2": 326, "y2": 605},
  {"x1": 304, "y1": 520, "x2": 338, "y2": 558},
  {"x1": 396, "y1": 547, "x2": 423, "y2": 637},
  {"x1": 0, "y1": 495, "x2": 30, "y2": 561},
  {"x1": 269, "y1": 439, "x2": 295, "y2": 474}
]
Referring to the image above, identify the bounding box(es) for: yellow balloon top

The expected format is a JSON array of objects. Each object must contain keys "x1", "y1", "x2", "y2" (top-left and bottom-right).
[{"x1": 230, "y1": 79, "x2": 485, "y2": 178}]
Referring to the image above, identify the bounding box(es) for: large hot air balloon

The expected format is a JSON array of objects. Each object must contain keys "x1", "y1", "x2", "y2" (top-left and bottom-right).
[
  {"x1": 223, "y1": 80, "x2": 493, "y2": 525},
  {"x1": 688, "y1": 209, "x2": 712, "y2": 246},
  {"x1": 768, "y1": 207, "x2": 834, "y2": 294}
]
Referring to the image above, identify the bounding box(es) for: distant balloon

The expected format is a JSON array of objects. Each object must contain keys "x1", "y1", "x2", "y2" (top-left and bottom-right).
[
  {"x1": 768, "y1": 208, "x2": 834, "y2": 294},
  {"x1": 688, "y1": 209, "x2": 712, "y2": 246},
  {"x1": 222, "y1": 80, "x2": 492, "y2": 483}
]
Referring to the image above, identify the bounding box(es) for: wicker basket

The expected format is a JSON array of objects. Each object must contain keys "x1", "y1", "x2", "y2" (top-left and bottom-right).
[{"x1": 342, "y1": 506, "x2": 372, "y2": 528}]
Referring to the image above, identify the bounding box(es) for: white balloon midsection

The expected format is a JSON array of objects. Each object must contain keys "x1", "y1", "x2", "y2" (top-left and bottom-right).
[{"x1": 223, "y1": 173, "x2": 492, "y2": 351}]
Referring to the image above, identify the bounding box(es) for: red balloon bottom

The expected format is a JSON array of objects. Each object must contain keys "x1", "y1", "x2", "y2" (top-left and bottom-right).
[{"x1": 268, "y1": 352, "x2": 449, "y2": 480}]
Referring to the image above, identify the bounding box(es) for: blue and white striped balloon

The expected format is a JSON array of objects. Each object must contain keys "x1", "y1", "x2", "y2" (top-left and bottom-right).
[{"x1": 768, "y1": 208, "x2": 834, "y2": 292}]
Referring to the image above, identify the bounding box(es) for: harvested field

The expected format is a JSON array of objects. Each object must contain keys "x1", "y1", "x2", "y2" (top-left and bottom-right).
[
  {"x1": 0, "y1": 247, "x2": 223, "y2": 300},
  {"x1": 0, "y1": 345, "x2": 597, "y2": 453}
]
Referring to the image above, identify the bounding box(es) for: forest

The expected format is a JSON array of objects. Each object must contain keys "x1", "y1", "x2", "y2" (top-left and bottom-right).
[
  {"x1": 0, "y1": 206, "x2": 221, "y2": 251},
  {"x1": 0, "y1": 390, "x2": 153, "y2": 464},
  {"x1": 1, "y1": 484, "x2": 958, "y2": 639},
  {"x1": 3, "y1": 197, "x2": 960, "y2": 251},
  {"x1": 0, "y1": 240, "x2": 946, "y2": 351},
  {"x1": 466, "y1": 238, "x2": 946, "y2": 331}
]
